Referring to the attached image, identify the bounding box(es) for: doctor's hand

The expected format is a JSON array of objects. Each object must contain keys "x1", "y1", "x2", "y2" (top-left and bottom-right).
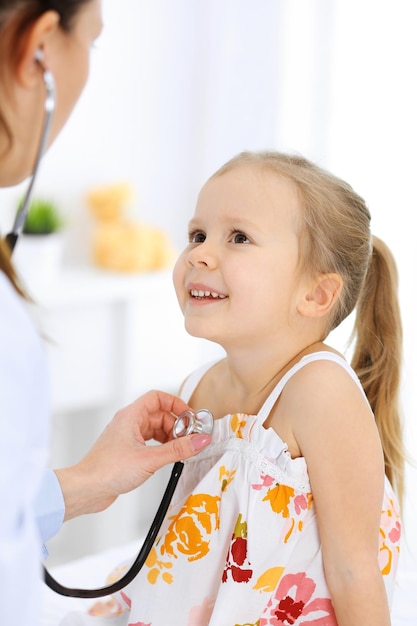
[{"x1": 54, "y1": 390, "x2": 211, "y2": 522}]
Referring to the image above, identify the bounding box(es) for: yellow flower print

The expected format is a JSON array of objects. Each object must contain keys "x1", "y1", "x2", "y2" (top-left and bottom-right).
[
  {"x1": 145, "y1": 545, "x2": 174, "y2": 585},
  {"x1": 230, "y1": 413, "x2": 247, "y2": 438},
  {"x1": 253, "y1": 566, "x2": 285, "y2": 592},
  {"x1": 219, "y1": 465, "x2": 236, "y2": 492}
]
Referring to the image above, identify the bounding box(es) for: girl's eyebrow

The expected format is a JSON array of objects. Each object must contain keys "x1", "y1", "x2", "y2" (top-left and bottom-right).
[{"x1": 188, "y1": 215, "x2": 260, "y2": 231}]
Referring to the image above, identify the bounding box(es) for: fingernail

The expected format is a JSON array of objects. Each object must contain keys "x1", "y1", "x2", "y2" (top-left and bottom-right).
[{"x1": 190, "y1": 433, "x2": 211, "y2": 452}]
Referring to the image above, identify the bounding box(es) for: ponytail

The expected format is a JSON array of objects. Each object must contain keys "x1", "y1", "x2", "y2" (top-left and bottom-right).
[{"x1": 351, "y1": 235, "x2": 404, "y2": 505}]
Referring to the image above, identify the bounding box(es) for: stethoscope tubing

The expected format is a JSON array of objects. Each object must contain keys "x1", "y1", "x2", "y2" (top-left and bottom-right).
[
  {"x1": 4, "y1": 54, "x2": 206, "y2": 600},
  {"x1": 43, "y1": 461, "x2": 184, "y2": 598},
  {"x1": 5, "y1": 56, "x2": 55, "y2": 253}
]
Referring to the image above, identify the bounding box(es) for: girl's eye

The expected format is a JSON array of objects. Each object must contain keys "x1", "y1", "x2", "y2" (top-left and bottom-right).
[
  {"x1": 189, "y1": 230, "x2": 206, "y2": 243},
  {"x1": 231, "y1": 230, "x2": 250, "y2": 244}
]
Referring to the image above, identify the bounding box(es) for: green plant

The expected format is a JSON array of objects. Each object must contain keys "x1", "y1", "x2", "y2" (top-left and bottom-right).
[{"x1": 22, "y1": 198, "x2": 63, "y2": 235}]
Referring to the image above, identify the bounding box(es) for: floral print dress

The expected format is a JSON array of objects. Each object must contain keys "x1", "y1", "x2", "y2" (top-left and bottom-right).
[{"x1": 100, "y1": 352, "x2": 401, "y2": 626}]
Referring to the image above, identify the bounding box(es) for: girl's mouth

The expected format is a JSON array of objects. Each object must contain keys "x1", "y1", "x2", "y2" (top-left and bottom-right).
[{"x1": 189, "y1": 289, "x2": 227, "y2": 300}]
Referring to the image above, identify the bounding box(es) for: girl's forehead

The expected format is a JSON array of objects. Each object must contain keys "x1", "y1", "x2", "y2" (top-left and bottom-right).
[
  {"x1": 197, "y1": 165, "x2": 301, "y2": 220},
  {"x1": 204, "y1": 164, "x2": 298, "y2": 197}
]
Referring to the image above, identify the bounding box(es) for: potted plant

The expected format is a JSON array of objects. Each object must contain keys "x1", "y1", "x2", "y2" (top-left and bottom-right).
[
  {"x1": 22, "y1": 198, "x2": 64, "y2": 235},
  {"x1": 13, "y1": 197, "x2": 65, "y2": 290}
]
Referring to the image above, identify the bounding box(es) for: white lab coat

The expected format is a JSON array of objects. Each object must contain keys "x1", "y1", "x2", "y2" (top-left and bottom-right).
[{"x1": 0, "y1": 271, "x2": 51, "y2": 625}]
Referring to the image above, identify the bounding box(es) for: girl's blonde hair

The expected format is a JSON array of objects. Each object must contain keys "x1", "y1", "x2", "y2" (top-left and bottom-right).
[{"x1": 213, "y1": 151, "x2": 405, "y2": 504}]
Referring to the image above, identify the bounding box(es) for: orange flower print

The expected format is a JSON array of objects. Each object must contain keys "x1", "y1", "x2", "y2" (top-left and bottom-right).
[
  {"x1": 222, "y1": 514, "x2": 253, "y2": 584},
  {"x1": 263, "y1": 484, "x2": 312, "y2": 543},
  {"x1": 231, "y1": 413, "x2": 248, "y2": 438},
  {"x1": 260, "y1": 572, "x2": 336, "y2": 625},
  {"x1": 263, "y1": 483, "x2": 295, "y2": 518},
  {"x1": 146, "y1": 493, "x2": 220, "y2": 584},
  {"x1": 219, "y1": 464, "x2": 236, "y2": 492},
  {"x1": 144, "y1": 545, "x2": 174, "y2": 585}
]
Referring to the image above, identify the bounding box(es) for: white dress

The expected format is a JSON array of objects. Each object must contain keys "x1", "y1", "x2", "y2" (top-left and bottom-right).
[{"x1": 81, "y1": 351, "x2": 401, "y2": 626}]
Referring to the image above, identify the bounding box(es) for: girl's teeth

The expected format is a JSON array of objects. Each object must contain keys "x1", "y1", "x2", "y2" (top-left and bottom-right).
[{"x1": 191, "y1": 289, "x2": 226, "y2": 299}]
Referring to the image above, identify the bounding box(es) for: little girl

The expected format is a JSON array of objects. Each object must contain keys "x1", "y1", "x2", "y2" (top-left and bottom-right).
[{"x1": 73, "y1": 151, "x2": 404, "y2": 625}]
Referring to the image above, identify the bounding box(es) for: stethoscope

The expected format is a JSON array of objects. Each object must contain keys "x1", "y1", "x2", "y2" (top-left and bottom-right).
[
  {"x1": 45, "y1": 409, "x2": 214, "y2": 598},
  {"x1": 5, "y1": 51, "x2": 215, "y2": 599},
  {"x1": 5, "y1": 49, "x2": 55, "y2": 253}
]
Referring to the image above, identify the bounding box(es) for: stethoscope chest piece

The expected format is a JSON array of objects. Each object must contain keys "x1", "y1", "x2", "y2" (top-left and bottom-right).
[{"x1": 173, "y1": 409, "x2": 214, "y2": 438}]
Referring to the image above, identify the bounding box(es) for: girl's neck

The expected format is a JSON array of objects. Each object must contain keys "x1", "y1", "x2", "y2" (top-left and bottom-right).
[
  {"x1": 196, "y1": 340, "x2": 329, "y2": 419},
  {"x1": 229, "y1": 340, "x2": 324, "y2": 390}
]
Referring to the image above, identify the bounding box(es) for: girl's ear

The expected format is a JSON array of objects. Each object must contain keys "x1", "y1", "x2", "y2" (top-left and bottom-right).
[
  {"x1": 15, "y1": 11, "x2": 60, "y2": 88},
  {"x1": 297, "y1": 273, "x2": 343, "y2": 318}
]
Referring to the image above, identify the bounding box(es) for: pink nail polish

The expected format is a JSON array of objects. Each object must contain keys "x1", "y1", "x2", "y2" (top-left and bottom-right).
[{"x1": 190, "y1": 433, "x2": 211, "y2": 452}]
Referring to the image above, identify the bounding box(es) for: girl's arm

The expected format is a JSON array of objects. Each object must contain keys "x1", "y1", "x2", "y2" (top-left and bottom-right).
[{"x1": 284, "y1": 359, "x2": 391, "y2": 626}]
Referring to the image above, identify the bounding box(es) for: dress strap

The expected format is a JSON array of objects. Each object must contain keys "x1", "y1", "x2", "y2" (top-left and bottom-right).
[
  {"x1": 257, "y1": 351, "x2": 367, "y2": 423},
  {"x1": 180, "y1": 352, "x2": 366, "y2": 421}
]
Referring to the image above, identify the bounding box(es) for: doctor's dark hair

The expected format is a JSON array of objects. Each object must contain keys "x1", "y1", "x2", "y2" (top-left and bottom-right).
[
  {"x1": 0, "y1": 0, "x2": 92, "y2": 32},
  {"x1": 212, "y1": 150, "x2": 405, "y2": 505},
  {"x1": 0, "y1": 0, "x2": 92, "y2": 148},
  {"x1": 0, "y1": 0, "x2": 93, "y2": 294}
]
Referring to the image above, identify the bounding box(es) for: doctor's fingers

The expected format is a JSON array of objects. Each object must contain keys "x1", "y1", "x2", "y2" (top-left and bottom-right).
[
  {"x1": 125, "y1": 390, "x2": 192, "y2": 440},
  {"x1": 146, "y1": 433, "x2": 212, "y2": 471}
]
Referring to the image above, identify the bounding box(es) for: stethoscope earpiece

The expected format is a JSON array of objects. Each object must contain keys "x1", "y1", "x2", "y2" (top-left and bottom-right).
[{"x1": 34, "y1": 48, "x2": 44, "y2": 63}]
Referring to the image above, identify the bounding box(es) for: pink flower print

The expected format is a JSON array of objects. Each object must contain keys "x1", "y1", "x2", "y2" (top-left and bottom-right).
[
  {"x1": 294, "y1": 494, "x2": 313, "y2": 516},
  {"x1": 252, "y1": 472, "x2": 275, "y2": 491},
  {"x1": 380, "y1": 496, "x2": 401, "y2": 541},
  {"x1": 388, "y1": 520, "x2": 401, "y2": 543},
  {"x1": 379, "y1": 495, "x2": 401, "y2": 576},
  {"x1": 186, "y1": 596, "x2": 215, "y2": 625},
  {"x1": 261, "y1": 572, "x2": 336, "y2": 625},
  {"x1": 120, "y1": 591, "x2": 131, "y2": 608}
]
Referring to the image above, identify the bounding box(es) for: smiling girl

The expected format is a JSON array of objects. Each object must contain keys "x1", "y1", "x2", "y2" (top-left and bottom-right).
[{"x1": 80, "y1": 151, "x2": 403, "y2": 626}]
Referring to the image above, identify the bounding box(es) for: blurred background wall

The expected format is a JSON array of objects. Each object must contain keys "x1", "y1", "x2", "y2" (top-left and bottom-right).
[{"x1": 0, "y1": 0, "x2": 415, "y2": 578}]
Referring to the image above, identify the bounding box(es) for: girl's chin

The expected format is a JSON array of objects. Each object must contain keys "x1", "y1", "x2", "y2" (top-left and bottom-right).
[{"x1": 184, "y1": 322, "x2": 218, "y2": 342}]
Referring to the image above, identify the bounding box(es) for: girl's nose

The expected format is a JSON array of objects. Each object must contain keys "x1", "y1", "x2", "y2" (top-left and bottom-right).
[{"x1": 186, "y1": 241, "x2": 217, "y2": 269}]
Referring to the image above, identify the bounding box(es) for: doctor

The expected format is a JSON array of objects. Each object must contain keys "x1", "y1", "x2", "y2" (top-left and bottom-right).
[{"x1": 0, "y1": 1, "x2": 211, "y2": 625}]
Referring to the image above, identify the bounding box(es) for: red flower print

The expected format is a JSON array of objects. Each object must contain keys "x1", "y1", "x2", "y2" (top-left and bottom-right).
[
  {"x1": 222, "y1": 514, "x2": 253, "y2": 584},
  {"x1": 261, "y1": 572, "x2": 336, "y2": 625}
]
